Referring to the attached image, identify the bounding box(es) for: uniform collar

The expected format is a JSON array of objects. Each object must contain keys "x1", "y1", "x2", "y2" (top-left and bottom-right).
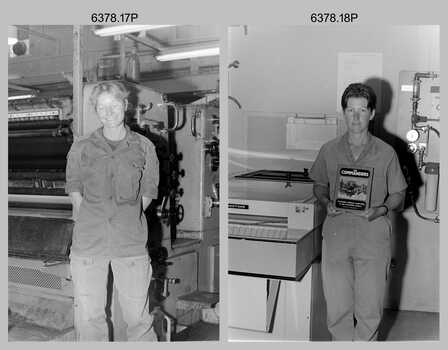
[
  {"x1": 89, "y1": 125, "x2": 140, "y2": 151},
  {"x1": 338, "y1": 132, "x2": 376, "y2": 163}
]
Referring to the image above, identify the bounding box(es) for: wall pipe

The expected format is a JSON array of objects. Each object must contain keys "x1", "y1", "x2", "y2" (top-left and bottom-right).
[
  {"x1": 409, "y1": 71, "x2": 440, "y2": 223},
  {"x1": 411, "y1": 72, "x2": 439, "y2": 127}
]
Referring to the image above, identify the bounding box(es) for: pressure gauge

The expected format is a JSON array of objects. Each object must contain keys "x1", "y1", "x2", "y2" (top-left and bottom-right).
[
  {"x1": 406, "y1": 129, "x2": 420, "y2": 142},
  {"x1": 408, "y1": 143, "x2": 418, "y2": 154}
]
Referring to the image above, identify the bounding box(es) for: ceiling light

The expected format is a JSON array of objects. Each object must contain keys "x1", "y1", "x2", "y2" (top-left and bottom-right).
[
  {"x1": 8, "y1": 94, "x2": 37, "y2": 101},
  {"x1": 8, "y1": 25, "x2": 18, "y2": 45},
  {"x1": 156, "y1": 46, "x2": 220, "y2": 61},
  {"x1": 8, "y1": 74, "x2": 22, "y2": 80},
  {"x1": 94, "y1": 25, "x2": 175, "y2": 37}
]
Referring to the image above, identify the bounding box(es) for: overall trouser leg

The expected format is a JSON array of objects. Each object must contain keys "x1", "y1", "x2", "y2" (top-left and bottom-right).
[
  {"x1": 353, "y1": 256, "x2": 389, "y2": 340},
  {"x1": 353, "y1": 216, "x2": 391, "y2": 341},
  {"x1": 70, "y1": 255, "x2": 110, "y2": 341},
  {"x1": 322, "y1": 232, "x2": 356, "y2": 340},
  {"x1": 111, "y1": 255, "x2": 157, "y2": 341}
]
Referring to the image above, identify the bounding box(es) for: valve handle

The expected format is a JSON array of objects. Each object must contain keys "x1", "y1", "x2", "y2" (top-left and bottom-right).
[{"x1": 176, "y1": 205, "x2": 184, "y2": 223}]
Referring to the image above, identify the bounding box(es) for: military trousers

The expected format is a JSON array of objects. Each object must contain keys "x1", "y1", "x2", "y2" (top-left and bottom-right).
[{"x1": 70, "y1": 254, "x2": 157, "y2": 341}]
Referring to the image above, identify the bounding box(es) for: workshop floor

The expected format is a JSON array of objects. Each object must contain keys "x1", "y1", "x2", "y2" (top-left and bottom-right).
[
  {"x1": 8, "y1": 311, "x2": 219, "y2": 342},
  {"x1": 173, "y1": 321, "x2": 219, "y2": 341},
  {"x1": 8, "y1": 312, "x2": 74, "y2": 341},
  {"x1": 9, "y1": 309, "x2": 435, "y2": 341},
  {"x1": 378, "y1": 309, "x2": 439, "y2": 341}
]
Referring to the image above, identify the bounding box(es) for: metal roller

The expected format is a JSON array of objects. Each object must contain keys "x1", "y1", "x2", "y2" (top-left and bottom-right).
[
  {"x1": 9, "y1": 135, "x2": 72, "y2": 159},
  {"x1": 9, "y1": 158, "x2": 68, "y2": 170},
  {"x1": 8, "y1": 119, "x2": 72, "y2": 131},
  {"x1": 9, "y1": 128, "x2": 71, "y2": 138}
]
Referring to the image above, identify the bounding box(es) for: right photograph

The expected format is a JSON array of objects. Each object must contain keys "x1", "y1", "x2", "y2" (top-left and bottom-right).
[{"x1": 227, "y1": 25, "x2": 440, "y2": 341}]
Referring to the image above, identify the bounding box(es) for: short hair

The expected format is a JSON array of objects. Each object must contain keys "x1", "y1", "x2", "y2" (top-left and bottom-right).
[
  {"x1": 89, "y1": 81, "x2": 129, "y2": 109},
  {"x1": 341, "y1": 83, "x2": 376, "y2": 111}
]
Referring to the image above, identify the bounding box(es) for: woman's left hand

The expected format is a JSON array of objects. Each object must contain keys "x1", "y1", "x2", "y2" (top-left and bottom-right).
[{"x1": 355, "y1": 206, "x2": 386, "y2": 222}]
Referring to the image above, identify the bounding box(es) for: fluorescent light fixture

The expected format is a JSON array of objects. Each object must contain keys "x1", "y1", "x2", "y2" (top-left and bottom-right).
[
  {"x1": 8, "y1": 74, "x2": 22, "y2": 80},
  {"x1": 8, "y1": 94, "x2": 36, "y2": 101},
  {"x1": 156, "y1": 47, "x2": 220, "y2": 61},
  {"x1": 8, "y1": 25, "x2": 18, "y2": 45},
  {"x1": 94, "y1": 25, "x2": 175, "y2": 37}
]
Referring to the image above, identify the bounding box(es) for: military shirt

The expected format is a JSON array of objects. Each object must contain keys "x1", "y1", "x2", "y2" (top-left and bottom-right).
[
  {"x1": 65, "y1": 126, "x2": 159, "y2": 257},
  {"x1": 310, "y1": 132, "x2": 407, "y2": 207}
]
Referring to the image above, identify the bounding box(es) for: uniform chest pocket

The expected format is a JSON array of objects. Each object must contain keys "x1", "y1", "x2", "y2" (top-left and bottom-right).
[
  {"x1": 80, "y1": 152, "x2": 108, "y2": 202},
  {"x1": 115, "y1": 155, "x2": 145, "y2": 203}
]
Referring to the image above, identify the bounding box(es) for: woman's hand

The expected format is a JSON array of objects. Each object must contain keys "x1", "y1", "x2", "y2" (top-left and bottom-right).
[
  {"x1": 69, "y1": 192, "x2": 83, "y2": 220},
  {"x1": 327, "y1": 202, "x2": 342, "y2": 217},
  {"x1": 356, "y1": 206, "x2": 387, "y2": 221}
]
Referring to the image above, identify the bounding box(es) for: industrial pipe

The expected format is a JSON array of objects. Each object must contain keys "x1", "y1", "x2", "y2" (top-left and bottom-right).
[
  {"x1": 408, "y1": 71, "x2": 440, "y2": 223},
  {"x1": 411, "y1": 72, "x2": 439, "y2": 127}
]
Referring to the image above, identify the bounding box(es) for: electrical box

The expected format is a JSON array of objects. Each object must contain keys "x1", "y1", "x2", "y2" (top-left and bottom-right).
[{"x1": 286, "y1": 115, "x2": 337, "y2": 150}]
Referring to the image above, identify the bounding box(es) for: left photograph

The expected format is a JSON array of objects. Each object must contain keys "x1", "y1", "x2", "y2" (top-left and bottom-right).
[{"x1": 8, "y1": 25, "x2": 220, "y2": 342}]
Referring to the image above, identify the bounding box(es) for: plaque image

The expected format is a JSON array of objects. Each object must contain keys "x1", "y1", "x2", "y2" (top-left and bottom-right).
[{"x1": 334, "y1": 165, "x2": 373, "y2": 211}]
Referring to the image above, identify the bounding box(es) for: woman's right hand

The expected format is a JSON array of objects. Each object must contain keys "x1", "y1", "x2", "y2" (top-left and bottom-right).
[
  {"x1": 327, "y1": 201, "x2": 342, "y2": 216},
  {"x1": 69, "y1": 192, "x2": 84, "y2": 220}
]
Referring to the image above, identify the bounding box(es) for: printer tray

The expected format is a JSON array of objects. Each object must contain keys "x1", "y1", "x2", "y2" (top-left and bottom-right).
[{"x1": 229, "y1": 227, "x2": 318, "y2": 280}]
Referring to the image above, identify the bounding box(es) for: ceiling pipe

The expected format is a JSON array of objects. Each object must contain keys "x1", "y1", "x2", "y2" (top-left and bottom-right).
[
  {"x1": 8, "y1": 83, "x2": 38, "y2": 92},
  {"x1": 16, "y1": 25, "x2": 56, "y2": 41},
  {"x1": 124, "y1": 34, "x2": 161, "y2": 52},
  {"x1": 119, "y1": 35, "x2": 126, "y2": 79}
]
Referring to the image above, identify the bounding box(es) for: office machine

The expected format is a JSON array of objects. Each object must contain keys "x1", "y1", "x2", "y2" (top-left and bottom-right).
[
  {"x1": 228, "y1": 169, "x2": 329, "y2": 341},
  {"x1": 229, "y1": 181, "x2": 320, "y2": 278}
]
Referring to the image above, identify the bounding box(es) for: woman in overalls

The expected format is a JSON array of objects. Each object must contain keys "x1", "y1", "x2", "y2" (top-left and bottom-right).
[{"x1": 310, "y1": 83, "x2": 407, "y2": 340}]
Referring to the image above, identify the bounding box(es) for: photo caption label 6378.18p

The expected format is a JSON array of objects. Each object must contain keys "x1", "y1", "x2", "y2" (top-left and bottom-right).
[{"x1": 310, "y1": 13, "x2": 359, "y2": 23}]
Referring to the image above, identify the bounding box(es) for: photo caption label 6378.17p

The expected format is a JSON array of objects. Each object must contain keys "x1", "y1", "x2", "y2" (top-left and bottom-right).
[{"x1": 90, "y1": 13, "x2": 139, "y2": 24}]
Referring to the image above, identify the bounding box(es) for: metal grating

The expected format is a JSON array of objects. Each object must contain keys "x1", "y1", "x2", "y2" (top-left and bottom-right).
[{"x1": 9, "y1": 265, "x2": 62, "y2": 290}]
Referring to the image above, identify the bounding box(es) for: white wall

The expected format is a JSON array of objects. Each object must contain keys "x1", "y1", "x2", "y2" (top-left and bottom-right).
[
  {"x1": 229, "y1": 25, "x2": 439, "y2": 152},
  {"x1": 228, "y1": 25, "x2": 440, "y2": 312}
]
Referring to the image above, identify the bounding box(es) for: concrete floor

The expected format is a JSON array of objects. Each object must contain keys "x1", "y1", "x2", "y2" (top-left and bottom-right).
[
  {"x1": 378, "y1": 309, "x2": 439, "y2": 341},
  {"x1": 173, "y1": 322, "x2": 219, "y2": 341},
  {"x1": 8, "y1": 312, "x2": 74, "y2": 341},
  {"x1": 8, "y1": 311, "x2": 219, "y2": 342},
  {"x1": 9, "y1": 309, "x2": 436, "y2": 341}
]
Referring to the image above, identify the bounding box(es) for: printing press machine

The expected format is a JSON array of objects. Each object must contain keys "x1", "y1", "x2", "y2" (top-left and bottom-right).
[
  {"x1": 228, "y1": 168, "x2": 331, "y2": 341},
  {"x1": 8, "y1": 81, "x2": 220, "y2": 339},
  {"x1": 8, "y1": 107, "x2": 76, "y2": 330}
]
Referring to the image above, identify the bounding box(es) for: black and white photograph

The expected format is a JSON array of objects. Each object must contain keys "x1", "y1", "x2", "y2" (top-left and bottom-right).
[
  {"x1": 8, "y1": 24, "x2": 220, "y2": 341},
  {"x1": 227, "y1": 25, "x2": 440, "y2": 341},
  {"x1": 3, "y1": 2, "x2": 445, "y2": 346}
]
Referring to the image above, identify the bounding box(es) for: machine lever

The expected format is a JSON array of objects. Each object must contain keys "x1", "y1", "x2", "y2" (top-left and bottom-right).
[
  {"x1": 156, "y1": 195, "x2": 170, "y2": 219},
  {"x1": 191, "y1": 109, "x2": 201, "y2": 138},
  {"x1": 156, "y1": 102, "x2": 184, "y2": 132}
]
